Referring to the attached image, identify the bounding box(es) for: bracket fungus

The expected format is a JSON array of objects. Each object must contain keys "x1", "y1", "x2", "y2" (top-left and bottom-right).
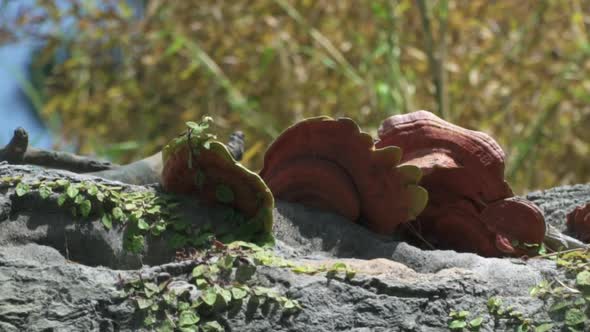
[
  {"x1": 567, "y1": 203, "x2": 590, "y2": 242},
  {"x1": 260, "y1": 116, "x2": 427, "y2": 234},
  {"x1": 161, "y1": 118, "x2": 274, "y2": 240},
  {"x1": 376, "y1": 111, "x2": 545, "y2": 257}
]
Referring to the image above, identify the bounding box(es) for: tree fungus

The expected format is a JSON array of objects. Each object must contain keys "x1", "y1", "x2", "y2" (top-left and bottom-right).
[
  {"x1": 162, "y1": 118, "x2": 274, "y2": 238},
  {"x1": 260, "y1": 116, "x2": 427, "y2": 234},
  {"x1": 567, "y1": 203, "x2": 590, "y2": 242},
  {"x1": 376, "y1": 111, "x2": 545, "y2": 257}
]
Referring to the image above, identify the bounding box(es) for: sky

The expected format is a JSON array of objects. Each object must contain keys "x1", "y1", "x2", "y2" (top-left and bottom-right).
[
  {"x1": 0, "y1": 0, "x2": 53, "y2": 149},
  {"x1": 0, "y1": 42, "x2": 52, "y2": 148}
]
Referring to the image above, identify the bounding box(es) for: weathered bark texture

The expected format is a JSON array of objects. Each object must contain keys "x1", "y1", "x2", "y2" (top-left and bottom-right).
[{"x1": 1, "y1": 164, "x2": 589, "y2": 331}]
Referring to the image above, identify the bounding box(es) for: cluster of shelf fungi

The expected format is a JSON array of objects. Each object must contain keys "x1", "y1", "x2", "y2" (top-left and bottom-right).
[{"x1": 2, "y1": 110, "x2": 589, "y2": 258}]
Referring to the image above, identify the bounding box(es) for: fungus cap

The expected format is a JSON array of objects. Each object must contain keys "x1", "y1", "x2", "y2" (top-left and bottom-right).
[
  {"x1": 567, "y1": 203, "x2": 590, "y2": 242},
  {"x1": 162, "y1": 120, "x2": 274, "y2": 236},
  {"x1": 376, "y1": 111, "x2": 545, "y2": 257},
  {"x1": 376, "y1": 110, "x2": 512, "y2": 202},
  {"x1": 260, "y1": 116, "x2": 427, "y2": 233}
]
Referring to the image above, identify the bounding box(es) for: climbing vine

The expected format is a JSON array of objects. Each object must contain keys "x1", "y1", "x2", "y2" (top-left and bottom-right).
[
  {"x1": 1, "y1": 174, "x2": 183, "y2": 253},
  {"x1": 121, "y1": 240, "x2": 356, "y2": 331},
  {"x1": 448, "y1": 248, "x2": 590, "y2": 331},
  {"x1": 122, "y1": 241, "x2": 301, "y2": 332},
  {"x1": 1, "y1": 173, "x2": 357, "y2": 332}
]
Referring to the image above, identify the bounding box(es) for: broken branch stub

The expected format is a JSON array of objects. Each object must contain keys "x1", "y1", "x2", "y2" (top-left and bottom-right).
[
  {"x1": 260, "y1": 116, "x2": 427, "y2": 234},
  {"x1": 376, "y1": 111, "x2": 545, "y2": 257}
]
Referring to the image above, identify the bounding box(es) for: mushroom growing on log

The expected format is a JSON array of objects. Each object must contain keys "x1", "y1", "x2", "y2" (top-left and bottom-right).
[
  {"x1": 161, "y1": 119, "x2": 274, "y2": 239},
  {"x1": 376, "y1": 110, "x2": 545, "y2": 257},
  {"x1": 260, "y1": 116, "x2": 427, "y2": 234},
  {"x1": 567, "y1": 203, "x2": 590, "y2": 242}
]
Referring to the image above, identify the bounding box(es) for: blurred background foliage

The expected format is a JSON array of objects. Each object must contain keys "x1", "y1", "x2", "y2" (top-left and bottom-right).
[{"x1": 0, "y1": 0, "x2": 589, "y2": 193}]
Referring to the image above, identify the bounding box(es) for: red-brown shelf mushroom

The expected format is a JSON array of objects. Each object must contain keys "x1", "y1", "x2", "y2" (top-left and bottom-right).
[
  {"x1": 567, "y1": 203, "x2": 590, "y2": 242},
  {"x1": 162, "y1": 119, "x2": 274, "y2": 238},
  {"x1": 376, "y1": 111, "x2": 545, "y2": 257},
  {"x1": 260, "y1": 116, "x2": 427, "y2": 234}
]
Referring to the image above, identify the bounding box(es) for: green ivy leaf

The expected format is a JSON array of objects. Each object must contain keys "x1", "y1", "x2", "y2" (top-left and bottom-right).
[
  {"x1": 549, "y1": 300, "x2": 572, "y2": 312},
  {"x1": 57, "y1": 193, "x2": 67, "y2": 206},
  {"x1": 201, "y1": 321, "x2": 224, "y2": 332},
  {"x1": 201, "y1": 287, "x2": 218, "y2": 306},
  {"x1": 345, "y1": 269, "x2": 356, "y2": 280},
  {"x1": 15, "y1": 182, "x2": 30, "y2": 197},
  {"x1": 576, "y1": 270, "x2": 590, "y2": 290},
  {"x1": 149, "y1": 302, "x2": 159, "y2": 312},
  {"x1": 565, "y1": 308, "x2": 586, "y2": 327},
  {"x1": 124, "y1": 203, "x2": 137, "y2": 211},
  {"x1": 216, "y1": 285, "x2": 232, "y2": 304},
  {"x1": 253, "y1": 286, "x2": 274, "y2": 297},
  {"x1": 534, "y1": 323, "x2": 554, "y2": 332},
  {"x1": 143, "y1": 312, "x2": 157, "y2": 326},
  {"x1": 56, "y1": 179, "x2": 69, "y2": 187},
  {"x1": 448, "y1": 320, "x2": 467, "y2": 330},
  {"x1": 487, "y1": 297, "x2": 502, "y2": 312},
  {"x1": 292, "y1": 265, "x2": 318, "y2": 274},
  {"x1": 151, "y1": 221, "x2": 167, "y2": 236},
  {"x1": 330, "y1": 262, "x2": 347, "y2": 271},
  {"x1": 217, "y1": 255, "x2": 235, "y2": 270},
  {"x1": 74, "y1": 194, "x2": 84, "y2": 204},
  {"x1": 179, "y1": 327, "x2": 198, "y2": 332},
  {"x1": 215, "y1": 184, "x2": 234, "y2": 203},
  {"x1": 469, "y1": 316, "x2": 483, "y2": 328},
  {"x1": 231, "y1": 286, "x2": 249, "y2": 300},
  {"x1": 132, "y1": 209, "x2": 143, "y2": 220},
  {"x1": 195, "y1": 278, "x2": 208, "y2": 288},
  {"x1": 87, "y1": 185, "x2": 98, "y2": 196},
  {"x1": 136, "y1": 298, "x2": 154, "y2": 309},
  {"x1": 79, "y1": 199, "x2": 92, "y2": 217},
  {"x1": 66, "y1": 185, "x2": 79, "y2": 198},
  {"x1": 178, "y1": 310, "x2": 200, "y2": 326},
  {"x1": 176, "y1": 300, "x2": 193, "y2": 311},
  {"x1": 137, "y1": 218, "x2": 149, "y2": 230},
  {"x1": 163, "y1": 292, "x2": 177, "y2": 306},
  {"x1": 146, "y1": 205, "x2": 161, "y2": 214},
  {"x1": 144, "y1": 282, "x2": 159, "y2": 298},
  {"x1": 192, "y1": 265, "x2": 208, "y2": 278},
  {"x1": 186, "y1": 117, "x2": 211, "y2": 135},
  {"x1": 112, "y1": 207, "x2": 125, "y2": 221},
  {"x1": 39, "y1": 185, "x2": 52, "y2": 199},
  {"x1": 156, "y1": 319, "x2": 175, "y2": 332},
  {"x1": 101, "y1": 214, "x2": 113, "y2": 230}
]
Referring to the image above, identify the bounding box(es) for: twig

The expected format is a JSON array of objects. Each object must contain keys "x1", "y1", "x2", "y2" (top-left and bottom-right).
[
  {"x1": 403, "y1": 222, "x2": 436, "y2": 250},
  {"x1": 530, "y1": 247, "x2": 589, "y2": 260},
  {"x1": 554, "y1": 277, "x2": 580, "y2": 294}
]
